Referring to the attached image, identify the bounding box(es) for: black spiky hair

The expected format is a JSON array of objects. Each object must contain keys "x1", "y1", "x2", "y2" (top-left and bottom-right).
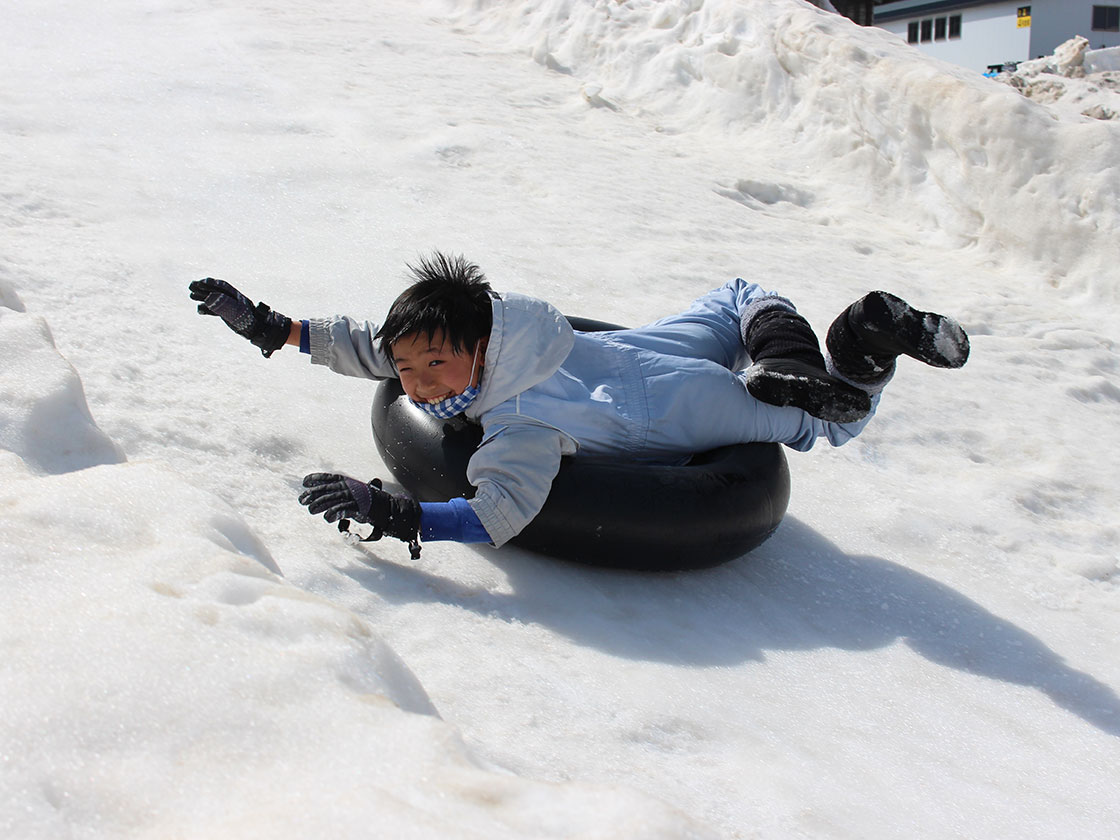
[{"x1": 376, "y1": 252, "x2": 494, "y2": 359}]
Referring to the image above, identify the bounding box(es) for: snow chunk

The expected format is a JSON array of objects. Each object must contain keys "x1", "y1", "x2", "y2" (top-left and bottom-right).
[
  {"x1": 0, "y1": 305, "x2": 125, "y2": 474},
  {"x1": 0, "y1": 276, "x2": 25, "y2": 312},
  {"x1": 1017, "y1": 36, "x2": 1091, "y2": 78},
  {"x1": 1085, "y1": 45, "x2": 1120, "y2": 75}
]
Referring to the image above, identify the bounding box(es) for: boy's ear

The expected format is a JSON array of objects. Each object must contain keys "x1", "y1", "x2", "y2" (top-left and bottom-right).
[{"x1": 477, "y1": 337, "x2": 489, "y2": 363}]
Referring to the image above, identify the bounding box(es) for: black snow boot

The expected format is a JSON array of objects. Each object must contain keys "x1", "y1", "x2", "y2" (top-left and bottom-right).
[
  {"x1": 741, "y1": 297, "x2": 872, "y2": 423},
  {"x1": 825, "y1": 291, "x2": 970, "y2": 387}
]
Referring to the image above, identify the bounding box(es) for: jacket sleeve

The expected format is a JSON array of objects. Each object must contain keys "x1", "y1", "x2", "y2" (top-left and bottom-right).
[
  {"x1": 306, "y1": 316, "x2": 398, "y2": 380},
  {"x1": 464, "y1": 415, "x2": 578, "y2": 547}
]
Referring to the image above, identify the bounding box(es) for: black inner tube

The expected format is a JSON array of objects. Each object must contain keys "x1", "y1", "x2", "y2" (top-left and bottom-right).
[{"x1": 370, "y1": 317, "x2": 791, "y2": 570}]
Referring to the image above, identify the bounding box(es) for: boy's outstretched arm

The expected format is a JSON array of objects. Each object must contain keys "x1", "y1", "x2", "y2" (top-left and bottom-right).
[
  {"x1": 298, "y1": 473, "x2": 491, "y2": 555},
  {"x1": 189, "y1": 278, "x2": 294, "y2": 357}
]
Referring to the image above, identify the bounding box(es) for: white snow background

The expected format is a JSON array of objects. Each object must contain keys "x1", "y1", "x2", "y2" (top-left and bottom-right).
[{"x1": 3, "y1": 0, "x2": 1119, "y2": 837}]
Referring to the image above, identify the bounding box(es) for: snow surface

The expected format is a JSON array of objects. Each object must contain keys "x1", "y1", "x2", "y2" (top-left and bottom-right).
[{"x1": 2, "y1": 0, "x2": 1119, "y2": 837}]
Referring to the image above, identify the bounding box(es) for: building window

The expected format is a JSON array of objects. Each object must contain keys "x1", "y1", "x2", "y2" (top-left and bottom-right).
[
  {"x1": 1093, "y1": 5, "x2": 1120, "y2": 31},
  {"x1": 908, "y1": 15, "x2": 961, "y2": 45}
]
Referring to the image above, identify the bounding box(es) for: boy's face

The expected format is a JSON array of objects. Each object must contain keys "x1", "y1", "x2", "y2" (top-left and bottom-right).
[{"x1": 392, "y1": 330, "x2": 485, "y2": 405}]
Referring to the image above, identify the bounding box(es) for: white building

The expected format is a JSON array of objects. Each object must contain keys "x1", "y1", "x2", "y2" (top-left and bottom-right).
[{"x1": 873, "y1": 0, "x2": 1120, "y2": 72}]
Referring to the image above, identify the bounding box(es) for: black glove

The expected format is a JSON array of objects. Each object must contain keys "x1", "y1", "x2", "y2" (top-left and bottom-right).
[
  {"x1": 189, "y1": 277, "x2": 292, "y2": 358},
  {"x1": 299, "y1": 472, "x2": 421, "y2": 546}
]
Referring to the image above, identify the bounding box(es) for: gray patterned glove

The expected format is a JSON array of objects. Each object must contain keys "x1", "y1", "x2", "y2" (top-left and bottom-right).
[{"x1": 189, "y1": 277, "x2": 291, "y2": 357}]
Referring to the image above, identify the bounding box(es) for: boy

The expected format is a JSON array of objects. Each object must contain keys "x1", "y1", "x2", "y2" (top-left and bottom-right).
[{"x1": 189, "y1": 253, "x2": 968, "y2": 554}]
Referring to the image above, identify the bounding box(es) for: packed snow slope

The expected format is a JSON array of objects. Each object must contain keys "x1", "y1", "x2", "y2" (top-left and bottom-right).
[
  {"x1": 2, "y1": 0, "x2": 1119, "y2": 838},
  {"x1": 450, "y1": 0, "x2": 1120, "y2": 303}
]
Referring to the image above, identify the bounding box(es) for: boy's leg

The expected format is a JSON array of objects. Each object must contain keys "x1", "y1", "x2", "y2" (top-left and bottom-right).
[
  {"x1": 825, "y1": 291, "x2": 970, "y2": 388},
  {"x1": 618, "y1": 280, "x2": 968, "y2": 426},
  {"x1": 615, "y1": 279, "x2": 766, "y2": 370},
  {"x1": 739, "y1": 296, "x2": 872, "y2": 424},
  {"x1": 619, "y1": 278, "x2": 871, "y2": 423},
  {"x1": 644, "y1": 361, "x2": 878, "y2": 456},
  {"x1": 739, "y1": 290, "x2": 970, "y2": 422},
  {"x1": 652, "y1": 290, "x2": 969, "y2": 457}
]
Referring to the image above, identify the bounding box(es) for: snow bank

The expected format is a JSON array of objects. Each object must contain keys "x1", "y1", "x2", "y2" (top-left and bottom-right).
[
  {"x1": 446, "y1": 0, "x2": 1120, "y2": 303},
  {"x1": 0, "y1": 295, "x2": 711, "y2": 838},
  {"x1": 1085, "y1": 45, "x2": 1120, "y2": 74},
  {"x1": 4, "y1": 0, "x2": 1119, "y2": 835},
  {"x1": 0, "y1": 287, "x2": 125, "y2": 474},
  {"x1": 999, "y1": 38, "x2": 1120, "y2": 124},
  {"x1": 1016, "y1": 35, "x2": 1094, "y2": 78},
  {"x1": 1016, "y1": 37, "x2": 1120, "y2": 79}
]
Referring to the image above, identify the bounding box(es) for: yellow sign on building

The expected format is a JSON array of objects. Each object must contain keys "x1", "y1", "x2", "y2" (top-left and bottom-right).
[{"x1": 1017, "y1": 6, "x2": 1032, "y2": 27}]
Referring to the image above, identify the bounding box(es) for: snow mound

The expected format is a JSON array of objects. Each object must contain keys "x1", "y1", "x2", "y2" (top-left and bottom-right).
[
  {"x1": 1018, "y1": 34, "x2": 1094, "y2": 78},
  {"x1": 998, "y1": 38, "x2": 1120, "y2": 124},
  {"x1": 447, "y1": 0, "x2": 1120, "y2": 303},
  {"x1": 1085, "y1": 45, "x2": 1120, "y2": 74},
  {"x1": 0, "y1": 293, "x2": 712, "y2": 838},
  {"x1": 2, "y1": 460, "x2": 707, "y2": 837},
  {"x1": 0, "y1": 287, "x2": 125, "y2": 474}
]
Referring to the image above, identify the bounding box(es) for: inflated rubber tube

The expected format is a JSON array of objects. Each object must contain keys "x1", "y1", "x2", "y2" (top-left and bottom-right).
[{"x1": 370, "y1": 317, "x2": 791, "y2": 570}]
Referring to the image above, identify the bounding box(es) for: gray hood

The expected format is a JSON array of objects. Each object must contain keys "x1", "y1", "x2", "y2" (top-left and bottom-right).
[{"x1": 469, "y1": 292, "x2": 574, "y2": 416}]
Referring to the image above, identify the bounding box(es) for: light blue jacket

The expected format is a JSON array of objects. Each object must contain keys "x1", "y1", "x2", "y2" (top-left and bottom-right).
[{"x1": 308, "y1": 280, "x2": 874, "y2": 546}]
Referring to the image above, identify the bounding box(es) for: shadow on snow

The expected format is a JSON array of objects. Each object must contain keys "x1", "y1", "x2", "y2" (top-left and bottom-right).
[{"x1": 340, "y1": 516, "x2": 1120, "y2": 738}]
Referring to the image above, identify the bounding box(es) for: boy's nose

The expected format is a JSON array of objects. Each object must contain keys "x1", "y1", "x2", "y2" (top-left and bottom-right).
[{"x1": 415, "y1": 372, "x2": 440, "y2": 395}]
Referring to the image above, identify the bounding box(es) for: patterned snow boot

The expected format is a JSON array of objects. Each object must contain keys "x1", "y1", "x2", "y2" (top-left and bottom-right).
[{"x1": 740, "y1": 296, "x2": 872, "y2": 424}]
